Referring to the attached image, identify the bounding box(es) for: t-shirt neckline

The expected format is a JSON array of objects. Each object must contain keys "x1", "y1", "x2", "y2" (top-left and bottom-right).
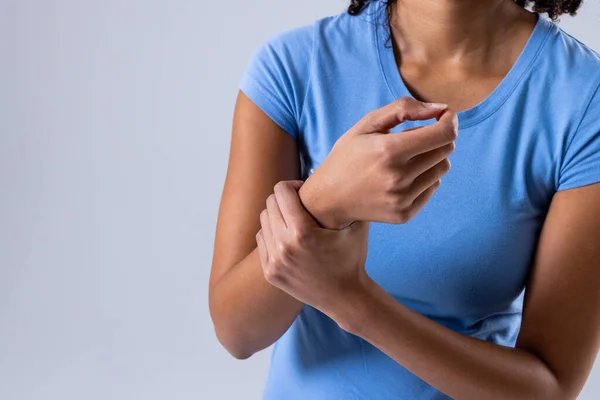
[{"x1": 372, "y1": 3, "x2": 554, "y2": 129}]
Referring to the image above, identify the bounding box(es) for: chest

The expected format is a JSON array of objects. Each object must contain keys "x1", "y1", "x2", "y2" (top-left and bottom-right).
[
  {"x1": 297, "y1": 56, "x2": 562, "y2": 322},
  {"x1": 300, "y1": 99, "x2": 556, "y2": 328},
  {"x1": 361, "y1": 116, "x2": 556, "y2": 327}
]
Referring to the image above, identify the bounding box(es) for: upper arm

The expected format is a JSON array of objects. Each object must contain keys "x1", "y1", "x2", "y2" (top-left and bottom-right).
[
  {"x1": 210, "y1": 25, "x2": 314, "y2": 289},
  {"x1": 209, "y1": 91, "x2": 300, "y2": 289},
  {"x1": 516, "y1": 182, "x2": 600, "y2": 398}
]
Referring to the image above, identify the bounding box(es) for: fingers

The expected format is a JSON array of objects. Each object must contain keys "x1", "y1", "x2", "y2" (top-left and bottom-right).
[
  {"x1": 259, "y1": 209, "x2": 276, "y2": 255},
  {"x1": 354, "y1": 97, "x2": 448, "y2": 134},
  {"x1": 273, "y1": 181, "x2": 316, "y2": 230},
  {"x1": 410, "y1": 180, "x2": 441, "y2": 217},
  {"x1": 256, "y1": 230, "x2": 268, "y2": 265},
  {"x1": 259, "y1": 181, "x2": 314, "y2": 259},
  {"x1": 392, "y1": 110, "x2": 458, "y2": 158},
  {"x1": 406, "y1": 142, "x2": 455, "y2": 180},
  {"x1": 437, "y1": 107, "x2": 459, "y2": 128},
  {"x1": 266, "y1": 193, "x2": 286, "y2": 236},
  {"x1": 409, "y1": 159, "x2": 450, "y2": 199}
]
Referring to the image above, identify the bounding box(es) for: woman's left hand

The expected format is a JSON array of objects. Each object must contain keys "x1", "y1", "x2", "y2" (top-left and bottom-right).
[{"x1": 256, "y1": 180, "x2": 371, "y2": 315}]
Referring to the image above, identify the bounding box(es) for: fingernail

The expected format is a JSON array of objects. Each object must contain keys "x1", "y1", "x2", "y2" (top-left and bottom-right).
[{"x1": 423, "y1": 102, "x2": 448, "y2": 109}]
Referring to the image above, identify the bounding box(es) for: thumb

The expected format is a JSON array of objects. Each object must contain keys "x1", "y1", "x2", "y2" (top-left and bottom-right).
[{"x1": 354, "y1": 97, "x2": 448, "y2": 134}]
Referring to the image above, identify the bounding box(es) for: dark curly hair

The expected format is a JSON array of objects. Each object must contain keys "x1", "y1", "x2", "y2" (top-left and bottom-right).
[{"x1": 348, "y1": 0, "x2": 582, "y2": 21}]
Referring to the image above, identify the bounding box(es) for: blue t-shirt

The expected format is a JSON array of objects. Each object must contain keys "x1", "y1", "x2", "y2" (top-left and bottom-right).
[{"x1": 239, "y1": 2, "x2": 600, "y2": 399}]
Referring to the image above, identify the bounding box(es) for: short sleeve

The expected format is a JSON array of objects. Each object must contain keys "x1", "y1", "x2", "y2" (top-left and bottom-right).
[
  {"x1": 239, "y1": 24, "x2": 314, "y2": 140},
  {"x1": 557, "y1": 82, "x2": 600, "y2": 191}
]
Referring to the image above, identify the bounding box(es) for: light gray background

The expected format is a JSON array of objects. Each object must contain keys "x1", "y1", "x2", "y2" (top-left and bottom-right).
[{"x1": 1, "y1": 1, "x2": 599, "y2": 399}]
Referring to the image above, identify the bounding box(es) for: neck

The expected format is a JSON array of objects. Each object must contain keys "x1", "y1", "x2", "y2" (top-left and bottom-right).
[{"x1": 388, "y1": 0, "x2": 536, "y2": 63}]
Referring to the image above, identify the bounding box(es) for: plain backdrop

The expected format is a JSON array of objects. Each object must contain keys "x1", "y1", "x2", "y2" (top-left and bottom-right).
[{"x1": 1, "y1": 1, "x2": 599, "y2": 399}]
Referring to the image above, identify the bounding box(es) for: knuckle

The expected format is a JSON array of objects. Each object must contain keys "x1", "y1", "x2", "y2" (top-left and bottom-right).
[
  {"x1": 385, "y1": 171, "x2": 411, "y2": 193},
  {"x1": 387, "y1": 192, "x2": 410, "y2": 216},
  {"x1": 441, "y1": 113, "x2": 459, "y2": 141},
  {"x1": 393, "y1": 194, "x2": 411, "y2": 212},
  {"x1": 277, "y1": 242, "x2": 294, "y2": 261},
  {"x1": 448, "y1": 127, "x2": 459, "y2": 142},
  {"x1": 440, "y1": 158, "x2": 451, "y2": 173},
  {"x1": 377, "y1": 140, "x2": 402, "y2": 166},
  {"x1": 273, "y1": 181, "x2": 287, "y2": 193},
  {"x1": 383, "y1": 172, "x2": 400, "y2": 192},
  {"x1": 375, "y1": 137, "x2": 390, "y2": 154},
  {"x1": 406, "y1": 208, "x2": 418, "y2": 221},
  {"x1": 438, "y1": 127, "x2": 456, "y2": 143},
  {"x1": 375, "y1": 141, "x2": 394, "y2": 163},
  {"x1": 391, "y1": 209, "x2": 411, "y2": 224},
  {"x1": 263, "y1": 264, "x2": 281, "y2": 282},
  {"x1": 396, "y1": 97, "x2": 411, "y2": 110},
  {"x1": 384, "y1": 173, "x2": 405, "y2": 194},
  {"x1": 290, "y1": 227, "x2": 309, "y2": 246},
  {"x1": 394, "y1": 98, "x2": 410, "y2": 119}
]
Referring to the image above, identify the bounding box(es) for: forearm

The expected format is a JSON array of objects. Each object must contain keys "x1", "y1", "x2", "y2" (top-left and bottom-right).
[
  {"x1": 210, "y1": 248, "x2": 303, "y2": 359},
  {"x1": 210, "y1": 174, "x2": 345, "y2": 358},
  {"x1": 330, "y1": 278, "x2": 566, "y2": 400}
]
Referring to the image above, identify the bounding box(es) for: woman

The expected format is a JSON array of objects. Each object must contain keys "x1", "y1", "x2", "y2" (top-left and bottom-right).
[{"x1": 209, "y1": 0, "x2": 600, "y2": 398}]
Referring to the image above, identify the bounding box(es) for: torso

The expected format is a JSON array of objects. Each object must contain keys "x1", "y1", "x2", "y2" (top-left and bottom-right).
[{"x1": 239, "y1": 2, "x2": 600, "y2": 398}]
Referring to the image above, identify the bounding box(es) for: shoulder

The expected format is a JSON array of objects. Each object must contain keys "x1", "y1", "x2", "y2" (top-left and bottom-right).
[
  {"x1": 541, "y1": 20, "x2": 600, "y2": 98},
  {"x1": 542, "y1": 22, "x2": 600, "y2": 191},
  {"x1": 256, "y1": 3, "x2": 380, "y2": 61},
  {"x1": 548, "y1": 21, "x2": 600, "y2": 65},
  {"x1": 255, "y1": 21, "x2": 316, "y2": 64},
  {"x1": 239, "y1": 7, "x2": 378, "y2": 137},
  {"x1": 548, "y1": 22, "x2": 600, "y2": 120}
]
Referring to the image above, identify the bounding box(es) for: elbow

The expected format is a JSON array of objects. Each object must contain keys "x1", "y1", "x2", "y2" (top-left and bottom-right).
[
  {"x1": 209, "y1": 282, "x2": 260, "y2": 360},
  {"x1": 221, "y1": 341, "x2": 254, "y2": 361},
  {"x1": 210, "y1": 306, "x2": 257, "y2": 360},
  {"x1": 527, "y1": 366, "x2": 576, "y2": 400},
  {"x1": 229, "y1": 350, "x2": 253, "y2": 361},
  {"x1": 229, "y1": 349, "x2": 254, "y2": 361},
  {"x1": 213, "y1": 325, "x2": 256, "y2": 360}
]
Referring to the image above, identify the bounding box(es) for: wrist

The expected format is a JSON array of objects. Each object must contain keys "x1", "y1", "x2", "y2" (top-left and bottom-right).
[
  {"x1": 327, "y1": 275, "x2": 383, "y2": 334},
  {"x1": 298, "y1": 174, "x2": 352, "y2": 230}
]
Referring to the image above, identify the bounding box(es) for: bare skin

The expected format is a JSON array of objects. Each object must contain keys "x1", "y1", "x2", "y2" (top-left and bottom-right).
[
  {"x1": 209, "y1": 94, "x2": 454, "y2": 358},
  {"x1": 389, "y1": 0, "x2": 538, "y2": 111},
  {"x1": 259, "y1": 181, "x2": 600, "y2": 400},
  {"x1": 209, "y1": 94, "x2": 303, "y2": 359},
  {"x1": 211, "y1": 1, "x2": 600, "y2": 398},
  {"x1": 298, "y1": 99, "x2": 456, "y2": 229},
  {"x1": 209, "y1": 0, "x2": 534, "y2": 358}
]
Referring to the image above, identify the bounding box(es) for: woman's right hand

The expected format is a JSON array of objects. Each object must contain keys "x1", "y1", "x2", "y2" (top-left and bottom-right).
[{"x1": 298, "y1": 97, "x2": 458, "y2": 230}]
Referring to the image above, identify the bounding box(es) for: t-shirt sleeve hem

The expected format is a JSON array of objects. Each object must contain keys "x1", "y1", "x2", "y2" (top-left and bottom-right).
[
  {"x1": 239, "y1": 77, "x2": 298, "y2": 140},
  {"x1": 556, "y1": 171, "x2": 600, "y2": 192}
]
